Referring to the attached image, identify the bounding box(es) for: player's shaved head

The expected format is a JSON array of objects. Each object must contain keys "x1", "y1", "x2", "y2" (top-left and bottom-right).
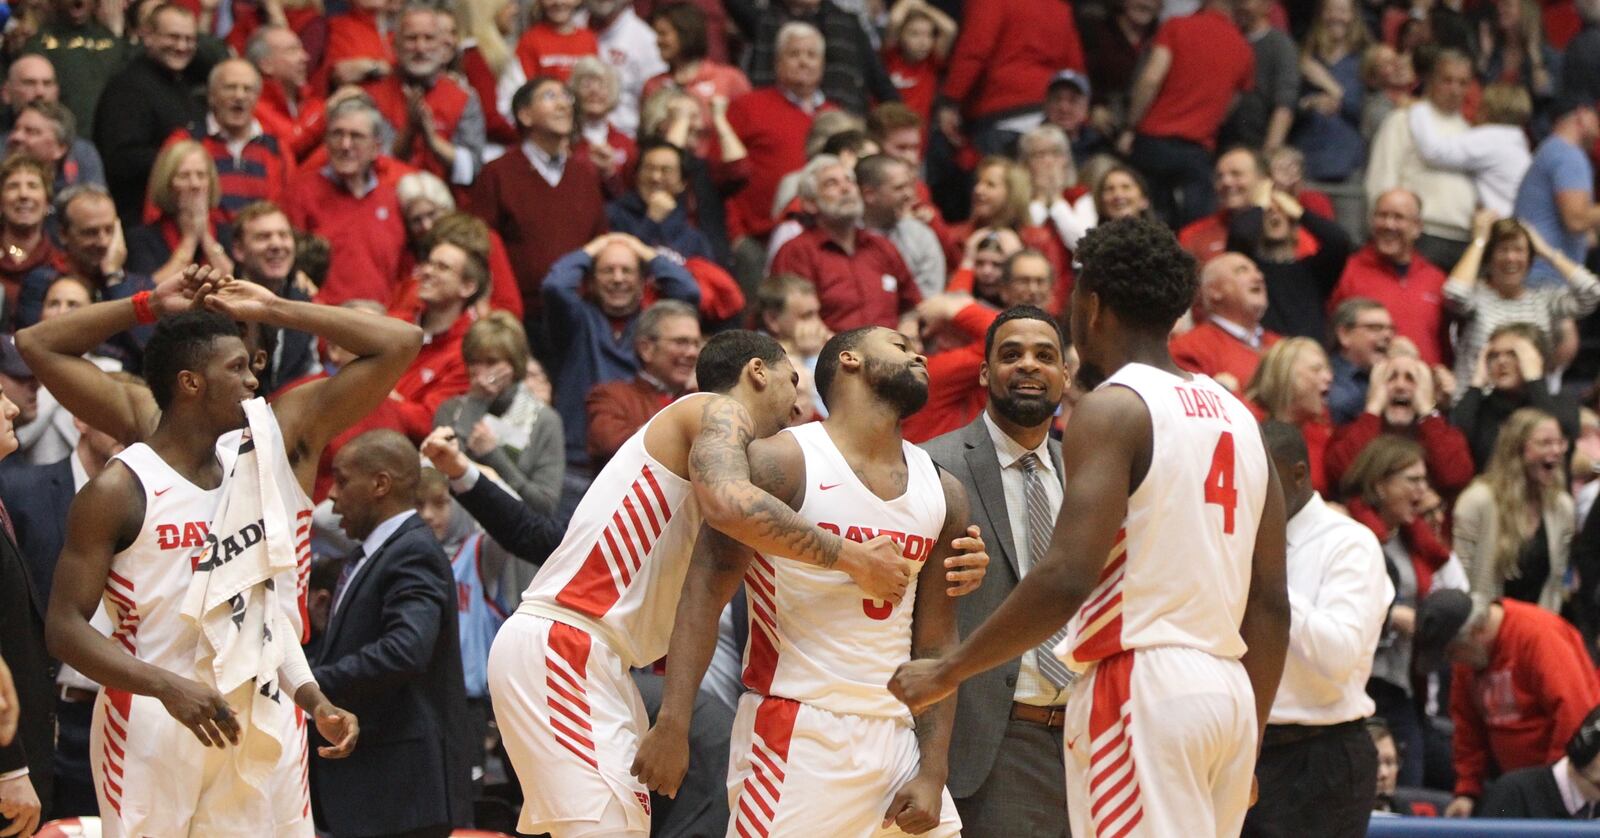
[{"x1": 341, "y1": 429, "x2": 421, "y2": 498}]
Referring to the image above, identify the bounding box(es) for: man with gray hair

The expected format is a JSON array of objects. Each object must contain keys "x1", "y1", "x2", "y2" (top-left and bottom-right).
[
  {"x1": 367, "y1": 3, "x2": 485, "y2": 186},
  {"x1": 7, "y1": 100, "x2": 103, "y2": 195},
  {"x1": 858, "y1": 153, "x2": 946, "y2": 298},
  {"x1": 283, "y1": 94, "x2": 411, "y2": 305},
  {"x1": 164, "y1": 58, "x2": 297, "y2": 220},
  {"x1": 770, "y1": 153, "x2": 921, "y2": 333},
  {"x1": 247, "y1": 24, "x2": 324, "y2": 161},
  {"x1": 725, "y1": 0, "x2": 896, "y2": 116},
  {"x1": 584, "y1": 299, "x2": 702, "y2": 468}
]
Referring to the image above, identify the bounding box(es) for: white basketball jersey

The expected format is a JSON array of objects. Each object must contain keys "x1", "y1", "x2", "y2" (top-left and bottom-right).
[
  {"x1": 101, "y1": 411, "x2": 315, "y2": 675},
  {"x1": 1061, "y1": 364, "x2": 1268, "y2": 669},
  {"x1": 518, "y1": 393, "x2": 709, "y2": 668},
  {"x1": 741, "y1": 422, "x2": 947, "y2": 720}
]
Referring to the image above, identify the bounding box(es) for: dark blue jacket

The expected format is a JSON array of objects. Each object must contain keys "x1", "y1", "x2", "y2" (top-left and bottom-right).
[
  {"x1": 605, "y1": 191, "x2": 715, "y2": 263},
  {"x1": 0, "y1": 456, "x2": 73, "y2": 603}
]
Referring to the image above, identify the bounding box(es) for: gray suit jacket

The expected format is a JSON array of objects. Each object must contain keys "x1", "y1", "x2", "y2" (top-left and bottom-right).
[{"x1": 921, "y1": 414, "x2": 1063, "y2": 799}]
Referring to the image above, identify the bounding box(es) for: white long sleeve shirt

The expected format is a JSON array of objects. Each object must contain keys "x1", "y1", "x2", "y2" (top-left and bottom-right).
[
  {"x1": 1269, "y1": 492, "x2": 1395, "y2": 726},
  {"x1": 1407, "y1": 105, "x2": 1531, "y2": 217}
]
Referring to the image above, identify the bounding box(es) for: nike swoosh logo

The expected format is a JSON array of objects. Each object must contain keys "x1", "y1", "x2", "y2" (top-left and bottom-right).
[
  {"x1": 1066, "y1": 735, "x2": 1080, "y2": 751},
  {"x1": 154, "y1": 487, "x2": 171, "y2": 497},
  {"x1": 819, "y1": 483, "x2": 841, "y2": 491}
]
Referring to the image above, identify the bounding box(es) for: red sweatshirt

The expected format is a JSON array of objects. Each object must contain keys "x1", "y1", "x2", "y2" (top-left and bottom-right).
[
  {"x1": 1451, "y1": 601, "x2": 1600, "y2": 797},
  {"x1": 515, "y1": 24, "x2": 598, "y2": 83},
  {"x1": 386, "y1": 306, "x2": 473, "y2": 440},
  {"x1": 902, "y1": 302, "x2": 997, "y2": 444},
  {"x1": 941, "y1": 0, "x2": 1085, "y2": 121},
  {"x1": 1324, "y1": 413, "x2": 1475, "y2": 499}
]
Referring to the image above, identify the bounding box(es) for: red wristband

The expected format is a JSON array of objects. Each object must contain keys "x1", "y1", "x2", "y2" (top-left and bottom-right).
[{"x1": 131, "y1": 291, "x2": 156, "y2": 325}]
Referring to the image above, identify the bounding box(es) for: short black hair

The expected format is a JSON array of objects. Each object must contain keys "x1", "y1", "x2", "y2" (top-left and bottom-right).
[
  {"x1": 142, "y1": 310, "x2": 242, "y2": 410},
  {"x1": 814, "y1": 326, "x2": 876, "y2": 410},
  {"x1": 651, "y1": 2, "x2": 708, "y2": 63},
  {"x1": 695, "y1": 330, "x2": 786, "y2": 393},
  {"x1": 637, "y1": 137, "x2": 687, "y2": 177},
  {"x1": 984, "y1": 305, "x2": 1064, "y2": 360},
  {"x1": 1073, "y1": 217, "x2": 1197, "y2": 332},
  {"x1": 1260, "y1": 419, "x2": 1308, "y2": 468},
  {"x1": 511, "y1": 75, "x2": 566, "y2": 124}
]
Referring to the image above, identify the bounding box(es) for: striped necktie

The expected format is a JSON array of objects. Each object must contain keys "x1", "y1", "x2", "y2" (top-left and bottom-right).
[{"x1": 1020, "y1": 453, "x2": 1076, "y2": 688}]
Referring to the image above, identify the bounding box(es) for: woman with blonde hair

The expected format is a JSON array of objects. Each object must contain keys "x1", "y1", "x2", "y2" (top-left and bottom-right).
[
  {"x1": 1246, "y1": 337, "x2": 1334, "y2": 491},
  {"x1": 127, "y1": 140, "x2": 231, "y2": 285},
  {"x1": 434, "y1": 310, "x2": 565, "y2": 514},
  {"x1": 1342, "y1": 434, "x2": 1450, "y2": 787},
  {"x1": 1453, "y1": 407, "x2": 1573, "y2": 612},
  {"x1": 457, "y1": 0, "x2": 523, "y2": 146},
  {"x1": 1295, "y1": 0, "x2": 1373, "y2": 181},
  {"x1": 942, "y1": 156, "x2": 1070, "y2": 305}
]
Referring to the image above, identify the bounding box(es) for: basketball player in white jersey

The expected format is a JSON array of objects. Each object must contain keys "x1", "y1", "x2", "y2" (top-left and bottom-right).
[
  {"x1": 631, "y1": 326, "x2": 971, "y2": 838},
  {"x1": 478, "y1": 330, "x2": 989, "y2": 838},
  {"x1": 890, "y1": 217, "x2": 1291, "y2": 838},
  {"x1": 30, "y1": 270, "x2": 424, "y2": 836}
]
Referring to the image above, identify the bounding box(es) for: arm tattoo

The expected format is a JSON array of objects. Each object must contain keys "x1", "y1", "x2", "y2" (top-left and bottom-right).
[{"x1": 689, "y1": 398, "x2": 843, "y2": 569}]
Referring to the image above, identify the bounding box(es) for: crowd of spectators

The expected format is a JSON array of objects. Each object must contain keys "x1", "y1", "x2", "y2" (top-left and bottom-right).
[{"x1": 12, "y1": 0, "x2": 1600, "y2": 831}]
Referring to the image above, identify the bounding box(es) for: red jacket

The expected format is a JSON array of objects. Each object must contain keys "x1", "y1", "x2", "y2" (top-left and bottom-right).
[
  {"x1": 284, "y1": 156, "x2": 413, "y2": 306},
  {"x1": 318, "y1": 9, "x2": 394, "y2": 93},
  {"x1": 386, "y1": 306, "x2": 473, "y2": 440},
  {"x1": 255, "y1": 79, "x2": 327, "y2": 162},
  {"x1": 1330, "y1": 245, "x2": 1450, "y2": 366},
  {"x1": 1170, "y1": 320, "x2": 1280, "y2": 389},
  {"x1": 1451, "y1": 600, "x2": 1600, "y2": 797},
  {"x1": 902, "y1": 302, "x2": 996, "y2": 444},
  {"x1": 1325, "y1": 413, "x2": 1475, "y2": 500},
  {"x1": 941, "y1": 0, "x2": 1085, "y2": 120}
]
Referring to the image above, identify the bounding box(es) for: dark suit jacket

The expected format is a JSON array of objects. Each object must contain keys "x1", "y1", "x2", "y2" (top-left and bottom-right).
[
  {"x1": 452, "y1": 471, "x2": 564, "y2": 565},
  {"x1": 1478, "y1": 764, "x2": 1577, "y2": 819},
  {"x1": 0, "y1": 456, "x2": 74, "y2": 602},
  {"x1": 921, "y1": 414, "x2": 1063, "y2": 799},
  {"x1": 0, "y1": 519, "x2": 54, "y2": 818},
  {"x1": 309, "y1": 514, "x2": 472, "y2": 837}
]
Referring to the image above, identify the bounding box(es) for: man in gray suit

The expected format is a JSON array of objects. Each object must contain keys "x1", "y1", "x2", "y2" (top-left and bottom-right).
[{"x1": 921, "y1": 305, "x2": 1073, "y2": 837}]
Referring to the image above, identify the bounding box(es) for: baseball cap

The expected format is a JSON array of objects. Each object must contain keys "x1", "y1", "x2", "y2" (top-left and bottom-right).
[
  {"x1": 1550, "y1": 93, "x2": 1598, "y2": 123},
  {"x1": 0, "y1": 335, "x2": 31, "y2": 380},
  {"x1": 1047, "y1": 69, "x2": 1091, "y2": 99},
  {"x1": 1411, "y1": 588, "x2": 1473, "y2": 674}
]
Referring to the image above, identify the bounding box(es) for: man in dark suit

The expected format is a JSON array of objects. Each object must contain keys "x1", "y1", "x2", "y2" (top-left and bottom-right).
[
  {"x1": 315, "y1": 430, "x2": 473, "y2": 838},
  {"x1": 921, "y1": 305, "x2": 1072, "y2": 837},
  {"x1": 0, "y1": 402, "x2": 126, "y2": 817},
  {"x1": 0, "y1": 366, "x2": 49, "y2": 836}
]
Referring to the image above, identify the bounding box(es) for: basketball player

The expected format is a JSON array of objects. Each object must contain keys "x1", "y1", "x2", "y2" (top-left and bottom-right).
[
  {"x1": 32, "y1": 271, "x2": 423, "y2": 836},
  {"x1": 476, "y1": 330, "x2": 988, "y2": 838},
  {"x1": 890, "y1": 217, "x2": 1291, "y2": 838},
  {"x1": 631, "y1": 325, "x2": 970, "y2": 837}
]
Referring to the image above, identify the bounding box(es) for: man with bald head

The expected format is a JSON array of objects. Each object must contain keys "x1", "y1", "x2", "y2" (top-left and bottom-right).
[
  {"x1": 246, "y1": 24, "x2": 325, "y2": 161},
  {"x1": 1170, "y1": 252, "x2": 1280, "y2": 391},
  {"x1": 1, "y1": 55, "x2": 104, "y2": 192},
  {"x1": 1330, "y1": 188, "x2": 1451, "y2": 365},
  {"x1": 163, "y1": 58, "x2": 297, "y2": 221},
  {"x1": 316, "y1": 429, "x2": 473, "y2": 837}
]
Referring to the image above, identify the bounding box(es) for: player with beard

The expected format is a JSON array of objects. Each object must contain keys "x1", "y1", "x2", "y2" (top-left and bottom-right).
[
  {"x1": 891, "y1": 217, "x2": 1291, "y2": 838},
  {"x1": 632, "y1": 326, "x2": 971, "y2": 837}
]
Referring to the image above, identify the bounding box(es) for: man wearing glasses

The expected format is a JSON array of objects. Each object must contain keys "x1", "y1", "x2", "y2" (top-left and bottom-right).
[{"x1": 584, "y1": 299, "x2": 703, "y2": 469}]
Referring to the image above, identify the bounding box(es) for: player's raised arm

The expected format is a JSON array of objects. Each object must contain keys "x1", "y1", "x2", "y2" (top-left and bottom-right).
[
  {"x1": 45, "y1": 466, "x2": 240, "y2": 748},
  {"x1": 1238, "y1": 453, "x2": 1290, "y2": 750},
  {"x1": 205, "y1": 275, "x2": 423, "y2": 457},
  {"x1": 688, "y1": 394, "x2": 912, "y2": 604},
  {"x1": 885, "y1": 470, "x2": 967, "y2": 834},
  {"x1": 890, "y1": 385, "x2": 1147, "y2": 712},
  {"x1": 13, "y1": 269, "x2": 209, "y2": 443}
]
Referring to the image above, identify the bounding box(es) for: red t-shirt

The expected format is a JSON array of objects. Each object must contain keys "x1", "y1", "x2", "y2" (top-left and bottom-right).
[
  {"x1": 1137, "y1": 8, "x2": 1254, "y2": 149},
  {"x1": 515, "y1": 24, "x2": 598, "y2": 83},
  {"x1": 882, "y1": 48, "x2": 941, "y2": 122}
]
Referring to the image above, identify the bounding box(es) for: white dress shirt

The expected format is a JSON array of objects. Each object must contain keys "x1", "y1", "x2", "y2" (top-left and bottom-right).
[
  {"x1": 982, "y1": 412, "x2": 1069, "y2": 706},
  {"x1": 332, "y1": 509, "x2": 417, "y2": 616},
  {"x1": 1270, "y1": 492, "x2": 1394, "y2": 725}
]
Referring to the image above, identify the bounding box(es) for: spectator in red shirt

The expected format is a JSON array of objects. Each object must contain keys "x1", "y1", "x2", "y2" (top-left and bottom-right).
[
  {"x1": 515, "y1": 0, "x2": 597, "y2": 83},
  {"x1": 387, "y1": 237, "x2": 484, "y2": 439},
  {"x1": 1411, "y1": 590, "x2": 1600, "y2": 817},
  {"x1": 1325, "y1": 353, "x2": 1475, "y2": 498},
  {"x1": 247, "y1": 25, "x2": 327, "y2": 163},
  {"x1": 584, "y1": 298, "x2": 700, "y2": 467},
  {"x1": 1329, "y1": 189, "x2": 1451, "y2": 366},
  {"x1": 283, "y1": 95, "x2": 410, "y2": 306},
  {"x1": 769, "y1": 154, "x2": 921, "y2": 334},
  {"x1": 366, "y1": 6, "x2": 484, "y2": 188},
  {"x1": 321, "y1": 0, "x2": 397, "y2": 90},
  {"x1": 938, "y1": 0, "x2": 1086, "y2": 155},
  {"x1": 880, "y1": 0, "x2": 955, "y2": 124},
  {"x1": 1118, "y1": 0, "x2": 1255, "y2": 227},
  {"x1": 164, "y1": 58, "x2": 297, "y2": 222},
  {"x1": 725, "y1": 21, "x2": 835, "y2": 244},
  {"x1": 1171, "y1": 252, "x2": 1280, "y2": 391},
  {"x1": 940, "y1": 156, "x2": 1069, "y2": 285},
  {"x1": 453, "y1": 0, "x2": 521, "y2": 148},
  {"x1": 471, "y1": 76, "x2": 607, "y2": 325}
]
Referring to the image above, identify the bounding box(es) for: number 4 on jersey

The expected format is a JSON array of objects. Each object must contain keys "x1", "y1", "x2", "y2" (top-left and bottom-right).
[{"x1": 1205, "y1": 432, "x2": 1237, "y2": 534}]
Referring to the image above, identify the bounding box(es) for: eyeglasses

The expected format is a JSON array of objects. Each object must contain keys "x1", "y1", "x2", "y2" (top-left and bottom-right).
[{"x1": 650, "y1": 336, "x2": 701, "y2": 350}]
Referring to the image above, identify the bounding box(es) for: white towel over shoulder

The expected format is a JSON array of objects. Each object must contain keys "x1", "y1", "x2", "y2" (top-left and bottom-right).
[{"x1": 181, "y1": 398, "x2": 310, "y2": 790}]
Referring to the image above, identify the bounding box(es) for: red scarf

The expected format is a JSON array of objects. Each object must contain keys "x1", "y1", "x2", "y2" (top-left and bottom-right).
[{"x1": 1346, "y1": 497, "x2": 1451, "y2": 596}]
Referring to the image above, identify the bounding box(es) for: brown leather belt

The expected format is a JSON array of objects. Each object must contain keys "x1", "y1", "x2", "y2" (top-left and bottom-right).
[{"x1": 1010, "y1": 702, "x2": 1066, "y2": 728}]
